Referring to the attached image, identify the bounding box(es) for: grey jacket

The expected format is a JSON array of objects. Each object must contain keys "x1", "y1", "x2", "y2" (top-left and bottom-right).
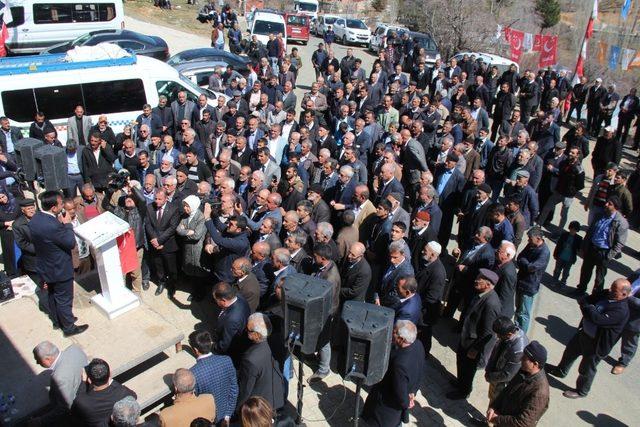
[
  {"x1": 66, "y1": 116, "x2": 93, "y2": 145},
  {"x1": 584, "y1": 210, "x2": 629, "y2": 259},
  {"x1": 41, "y1": 344, "x2": 88, "y2": 424},
  {"x1": 485, "y1": 328, "x2": 529, "y2": 385},
  {"x1": 176, "y1": 210, "x2": 209, "y2": 277}
]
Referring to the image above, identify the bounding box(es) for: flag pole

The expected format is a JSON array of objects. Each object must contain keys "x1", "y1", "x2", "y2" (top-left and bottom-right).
[{"x1": 571, "y1": 0, "x2": 597, "y2": 83}]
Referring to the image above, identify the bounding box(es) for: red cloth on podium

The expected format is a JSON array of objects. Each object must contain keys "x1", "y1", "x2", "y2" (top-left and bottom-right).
[{"x1": 117, "y1": 229, "x2": 139, "y2": 274}]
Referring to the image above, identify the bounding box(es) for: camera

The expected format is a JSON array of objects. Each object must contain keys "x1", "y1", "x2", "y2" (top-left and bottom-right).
[{"x1": 108, "y1": 169, "x2": 131, "y2": 190}]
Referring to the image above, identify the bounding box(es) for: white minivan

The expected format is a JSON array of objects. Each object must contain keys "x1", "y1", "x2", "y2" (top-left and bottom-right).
[
  {"x1": 5, "y1": 0, "x2": 125, "y2": 55},
  {"x1": 249, "y1": 10, "x2": 287, "y2": 50},
  {"x1": 0, "y1": 45, "x2": 226, "y2": 141}
]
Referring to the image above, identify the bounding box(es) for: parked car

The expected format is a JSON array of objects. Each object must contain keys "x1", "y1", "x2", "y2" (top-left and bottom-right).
[
  {"x1": 174, "y1": 61, "x2": 248, "y2": 90},
  {"x1": 409, "y1": 31, "x2": 440, "y2": 66},
  {"x1": 168, "y1": 48, "x2": 251, "y2": 70},
  {"x1": 369, "y1": 23, "x2": 408, "y2": 54},
  {"x1": 313, "y1": 14, "x2": 340, "y2": 37},
  {"x1": 285, "y1": 13, "x2": 310, "y2": 45},
  {"x1": 333, "y1": 18, "x2": 371, "y2": 46},
  {"x1": 41, "y1": 30, "x2": 170, "y2": 61},
  {"x1": 450, "y1": 52, "x2": 519, "y2": 74}
]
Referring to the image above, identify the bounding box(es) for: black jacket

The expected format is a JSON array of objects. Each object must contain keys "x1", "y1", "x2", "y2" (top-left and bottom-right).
[
  {"x1": 12, "y1": 214, "x2": 38, "y2": 272},
  {"x1": 339, "y1": 258, "x2": 371, "y2": 303},
  {"x1": 579, "y1": 290, "x2": 630, "y2": 358},
  {"x1": 80, "y1": 144, "x2": 116, "y2": 189},
  {"x1": 145, "y1": 202, "x2": 181, "y2": 253},
  {"x1": 416, "y1": 257, "x2": 447, "y2": 307},
  {"x1": 494, "y1": 261, "x2": 517, "y2": 319},
  {"x1": 237, "y1": 340, "x2": 285, "y2": 411},
  {"x1": 214, "y1": 295, "x2": 251, "y2": 362},
  {"x1": 460, "y1": 289, "x2": 502, "y2": 367},
  {"x1": 554, "y1": 158, "x2": 585, "y2": 197}
]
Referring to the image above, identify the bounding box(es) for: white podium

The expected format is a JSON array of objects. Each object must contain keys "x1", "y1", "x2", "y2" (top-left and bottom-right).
[{"x1": 74, "y1": 211, "x2": 140, "y2": 319}]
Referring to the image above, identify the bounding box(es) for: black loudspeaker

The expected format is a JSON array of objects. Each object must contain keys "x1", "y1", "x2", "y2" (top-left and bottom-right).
[
  {"x1": 34, "y1": 145, "x2": 68, "y2": 191},
  {"x1": 282, "y1": 273, "x2": 333, "y2": 354},
  {"x1": 14, "y1": 138, "x2": 44, "y2": 181},
  {"x1": 338, "y1": 301, "x2": 394, "y2": 386}
]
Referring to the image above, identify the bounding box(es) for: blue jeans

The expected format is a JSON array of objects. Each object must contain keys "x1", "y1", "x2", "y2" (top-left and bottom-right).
[{"x1": 515, "y1": 290, "x2": 535, "y2": 333}]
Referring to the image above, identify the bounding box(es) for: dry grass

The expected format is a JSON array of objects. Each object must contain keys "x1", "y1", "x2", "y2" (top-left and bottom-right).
[{"x1": 124, "y1": 0, "x2": 213, "y2": 38}]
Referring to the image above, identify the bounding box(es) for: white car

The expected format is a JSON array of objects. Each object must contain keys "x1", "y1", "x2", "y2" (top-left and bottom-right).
[
  {"x1": 451, "y1": 52, "x2": 519, "y2": 74},
  {"x1": 369, "y1": 23, "x2": 408, "y2": 53},
  {"x1": 333, "y1": 18, "x2": 371, "y2": 46},
  {"x1": 313, "y1": 14, "x2": 340, "y2": 37}
]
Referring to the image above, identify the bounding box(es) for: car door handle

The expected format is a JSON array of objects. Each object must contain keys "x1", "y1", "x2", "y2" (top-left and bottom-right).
[{"x1": 22, "y1": 28, "x2": 29, "y2": 32}]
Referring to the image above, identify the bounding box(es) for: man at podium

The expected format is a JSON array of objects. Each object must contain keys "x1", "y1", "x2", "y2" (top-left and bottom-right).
[{"x1": 29, "y1": 190, "x2": 89, "y2": 337}]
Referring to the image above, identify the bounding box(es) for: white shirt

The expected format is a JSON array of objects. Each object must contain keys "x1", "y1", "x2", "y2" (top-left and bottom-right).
[{"x1": 93, "y1": 148, "x2": 101, "y2": 164}]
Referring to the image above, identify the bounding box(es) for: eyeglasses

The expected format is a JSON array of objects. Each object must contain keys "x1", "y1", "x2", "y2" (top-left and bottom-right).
[{"x1": 99, "y1": 121, "x2": 107, "y2": 124}]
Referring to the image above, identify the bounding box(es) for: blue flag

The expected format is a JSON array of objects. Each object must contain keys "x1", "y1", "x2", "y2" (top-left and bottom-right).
[
  {"x1": 609, "y1": 45, "x2": 621, "y2": 70},
  {"x1": 622, "y1": 0, "x2": 632, "y2": 20}
]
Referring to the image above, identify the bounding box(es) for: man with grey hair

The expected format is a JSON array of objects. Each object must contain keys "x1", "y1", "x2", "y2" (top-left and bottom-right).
[
  {"x1": 32, "y1": 341, "x2": 88, "y2": 425},
  {"x1": 111, "y1": 396, "x2": 140, "y2": 427},
  {"x1": 159, "y1": 368, "x2": 215, "y2": 425},
  {"x1": 362, "y1": 319, "x2": 425, "y2": 426},
  {"x1": 231, "y1": 257, "x2": 260, "y2": 313},
  {"x1": 494, "y1": 240, "x2": 518, "y2": 318},
  {"x1": 314, "y1": 221, "x2": 339, "y2": 261},
  {"x1": 237, "y1": 313, "x2": 285, "y2": 410},
  {"x1": 376, "y1": 240, "x2": 415, "y2": 308}
]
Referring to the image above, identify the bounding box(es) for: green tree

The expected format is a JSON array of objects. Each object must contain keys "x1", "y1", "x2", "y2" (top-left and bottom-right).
[{"x1": 535, "y1": 0, "x2": 560, "y2": 29}]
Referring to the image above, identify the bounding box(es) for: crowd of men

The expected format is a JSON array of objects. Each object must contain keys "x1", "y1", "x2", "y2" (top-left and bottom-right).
[{"x1": 2, "y1": 8, "x2": 640, "y2": 426}]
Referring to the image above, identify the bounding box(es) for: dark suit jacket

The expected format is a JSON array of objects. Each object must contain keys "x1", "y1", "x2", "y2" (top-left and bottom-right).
[
  {"x1": 252, "y1": 258, "x2": 275, "y2": 297},
  {"x1": 328, "y1": 178, "x2": 356, "y2": 205},
  {"x1": 237, "y1": 340, "x2": 285, "y2": 411},
  {"x1": 135, "y1": 113, "x2": 164, "y2": 138},
  {"x1": 378, "y1": 259, "x2": 414, "y2": 308},
  {"x1": 460, "y1": 289, "x2": 501, "y2": 366},
  {"x1": 395, "y1": 294, "x2": 422, "y2": 324},
  {"x1": 214, "y1": 295, "x2": 251, "y2": 361},
  {"x1": 80, "y1": 145, "x2": 116, "y2": 189},
  {"x1": 28, "y1": 212, "x2": 76, "y2": 283},
  {"x1": 580, "y1": 291, "x2": 630, "y2": 357},
  {"x1": 234, "y1": 273, "x2": 261, "y2": 313},
  {"x1": 362, "y1": 341, "x2": 425, "y2": 426},
  {"x1": 339, "y1": 258, "x2": 371, "y2": 303},
  {"x1": 416, "y1": 258, "x2": 447, "y2": 307},
  {"x1": 434, "y1": 166, "x2": 465, "y2": 211},
  {"x1": 13, "y1": 214, "x2": 38, "y2": 272},
  {"x1": 374, "y1": 177, "x2": 404, "y2": 205},
  {"x1": 494, "y1": 261, "x2": 517, "y2": 319},
  {"x1": 206, "y1": 219, "x2": 250, "y2": 283},
  {"x1": 459, "y1": 200, "x2": 494, "y2": 249},
  {"x1": 409, "y1": 227, "x2": 437, "y2": 271},
  {"x1": 145, "y1": 202, "x2": 181, "y2": 253}
]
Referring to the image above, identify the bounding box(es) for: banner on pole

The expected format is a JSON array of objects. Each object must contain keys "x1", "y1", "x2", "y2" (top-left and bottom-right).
[
  {"x1": 509, "y1": 29, "x2": 524, "y2": 62},
  {"x1": 538, "y1": 35, "x2": 558, "y2": 68}
]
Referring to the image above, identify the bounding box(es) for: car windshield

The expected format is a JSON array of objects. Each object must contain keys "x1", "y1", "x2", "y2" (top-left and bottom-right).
[
  {"x1": 70, "y1": 33, "x2": 95, "y2": 47},
  {"x1": 287, "y1": 15, "x2": 308, "y2": 26},
  {"x1": 179, "y1": 74, "x2": 209, "y2": 97},
  {"x1": 324, "y1": 17, "x2": 337, "y2": 25},
  {"x1": 298, "y1": 2, "x2": 317, "y2": 12},
  {"x1": 413, "y1": 36, "x2": 437, "y2": 51},
  {"x1": 346, "y1": 20, "x2": 367, "y2": 29},
  {"x1": 253, "y1": 20, "x2": 285, "y2": 35}
]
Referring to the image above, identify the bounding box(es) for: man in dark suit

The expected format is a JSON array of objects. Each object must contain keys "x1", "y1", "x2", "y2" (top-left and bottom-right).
[
  {"x1": 409, "y1": 211, "x2": 437, "y2": 270},
  {"x1": 444, "y1": 226, "x2": 495, "y2": 319},
  {"x1": 549, "y1": 278, "x2": 631, "y2": 398},
  {"x1": 170, "y1": 91, "x2": 197, "y2": 136},
  {"x1": 231, "y1": 257, "x2": 261, "y2": 313},
  {"x1": 81, "y1": 132, "x2": 116, "y2": 192},
  {"x1": 416, "y1": 241, "x2": 447, "y2": 355},
  {"x1": 376, "y1": 240, "x2": 415, "y2": 309},
  {"x1": 135, "y1": 104, "x2": 164, "y2": 140},
  {"x1": 145, "y1": 189, "x2": 180, "y2": 296},
  {"x1": 339, "y1": 242, "x2": 371, "y2": 304},
  {"x1": 237, "y1": 313, "x2": 285, "y2": 411},
  {"x1": 374, "y1": 163, "x2": 404, "y2": 205},
  {"x1": 204, "y1": 213, "x2": 251, "y2": 284},
  {"x1": 457, "y1": 183, "x2": 494, "y2": 249},
  {"x1": 586, "y1": 78, "x2": 606, "y2": 136},
  {"x1": 212, "y1": 282, "x2": 251, "y2": 365},
  {"x1": 493, "y1": 241, "x2": 518, "y2": 319},
  {"x1": 29, "y1": 191, "x2": 88, "y2": 336},
  {"x1": 232, "y1": 136, "x2": 253, "y2": 167},
  {"x1": 362, "y1": 320, "x2": 425, "y2": 426},
  {"x1": 395, "y1": 276, "x2": 422, "y2": 325},
  {"x1": 188, "y1": 330, "x2": 238, "y2": 424},
  {"x1": 250, "y1": 241, "x2": 275, "y2": 299},
  {"x1": 434, "y1": 154, "x2": 466, "y2": 248},
  {"x1": 447, "y1": 269, "x2": 502, "y2": 399}
]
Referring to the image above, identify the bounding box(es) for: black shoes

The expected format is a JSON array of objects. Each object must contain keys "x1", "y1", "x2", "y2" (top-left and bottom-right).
[
  {"x1": 142, "y1": 281, "x2": 150, "y2": 291},
  {"x1": 547, "y1": 367, "x2": 567, "y2": 378},
  {"x1": 63, "y1": 324, "x2": 89, "y2": 337},
  {"x1": 307, "y1": 370, "x2": 329, "y2": 384},
  {"x1": 155, "y1": 283, "x2": 165, "y2": 296}
]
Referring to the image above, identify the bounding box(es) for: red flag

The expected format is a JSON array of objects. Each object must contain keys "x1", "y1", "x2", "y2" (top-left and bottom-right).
[
  {"x1": 117, "y1": 229, "x2": 139, "y2": 275},
  {"x1": 533, "y1": 34, "x2": 542, "y2": 51},
  {"x1": 586, "y1": 0, "x2": 598, "y2": 38},
  {"x1": 0, "y1": 0, "x2": 13, "y2": 57},
  {"x1": 538, "y1": 35, "x2": 558, "y2": 68},
  {"x1": 504, "y1": 27, "x2": 512, "y2": 42},
  {"x1": 509, "y1": 29, "x2": 525, "y2": 62}
]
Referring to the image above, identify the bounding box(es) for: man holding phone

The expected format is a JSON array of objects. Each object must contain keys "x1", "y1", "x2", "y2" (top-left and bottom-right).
[{"x1": 29, "y1": 190, "x2": 89, "y2": 337}]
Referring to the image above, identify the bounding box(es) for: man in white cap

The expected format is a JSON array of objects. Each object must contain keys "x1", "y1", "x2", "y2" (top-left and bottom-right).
[{"x1": 416, "y1": 240, "x2": 447, "y2": 355}]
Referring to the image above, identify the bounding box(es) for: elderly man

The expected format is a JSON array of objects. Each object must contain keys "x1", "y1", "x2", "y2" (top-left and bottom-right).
[
  {"x1": 550, "y1": 279, "x2": 631, "y2": 399},
  {"x1": 375, "y1": 240, "x2": 415, "y2": 308},
  {"x1": 447, "y1": 269, "x2": 502, "y2": 400},
  {"x1": 237, "y1": 313, "x2": 285, "y2": 411},
  {"x1": 231, "y1": 257, "x2": 260, "y2": 313},
  {"x1": 32, "y1": 341, "x2": 88, "y2": 425},
  {"x1": 110, "y1": 396, "x2": 140, "y2": 427},
  {"x1": 514, "y1": 227, "x2": 550, "y2": 333},
  {"x1": 415, "y1": 241, "x2": 446, "y2": 355},
  {"x1": 158, "y1": 369, "x2": 215, "y2": 426},
  {"x1": 361, "y1": 320, "x2": 425, "y2": 426},
  {"x1": 339, "y1": 242, "x2": 371, "y2": 304},
  {"x1": 493, "y1": 241, "x2": 518, "y2": 319}
]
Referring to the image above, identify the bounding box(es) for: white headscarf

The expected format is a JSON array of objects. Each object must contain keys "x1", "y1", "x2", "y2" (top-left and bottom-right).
[{"x1": 183, "y1": 195, "x2": 201, "y2": 221}]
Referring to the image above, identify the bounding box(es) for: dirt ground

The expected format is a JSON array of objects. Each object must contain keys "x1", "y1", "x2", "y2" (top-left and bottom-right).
[{"x1": 124, "y1": 0, "x2": 214, "y2": 39}]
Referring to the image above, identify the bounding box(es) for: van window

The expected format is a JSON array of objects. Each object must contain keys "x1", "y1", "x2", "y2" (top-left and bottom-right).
[
  {"x1": 296, "y1": 2, "x2": 317, "y2": 12},
  {"x1": 33, "y1": 3, "x2": 116, "y2": 24},
  {"x1": 6, "y1": 7, "x2": 25, "y2": 27},
  {"x1": 156, "y1": 80, "x2": 199, "y2": 104},
  {"x1": 253, "y1": 20, "x2": 285, "y2": 36},
  {"x1": 84, "y1": 79, "x2": 146, "y2": 114},
  {"x1": 2, "y1": 89, "x2": 38, "y2": 122},
  {"x1": 287, "y1": 15, "x2": 307, "y2": 26},
  {"x1": 1, "y1": 78, "x2": 145, "y2": 123}
]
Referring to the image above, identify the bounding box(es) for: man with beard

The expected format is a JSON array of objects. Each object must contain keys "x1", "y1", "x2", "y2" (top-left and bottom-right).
[{"x1": 416, "y1": 241, "x2": 446, "y2": 355}]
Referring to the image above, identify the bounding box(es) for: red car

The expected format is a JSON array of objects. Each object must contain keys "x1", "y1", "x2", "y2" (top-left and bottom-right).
[{"x1": 285, "y1": 13, "x2": 310, "y2": 45}]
